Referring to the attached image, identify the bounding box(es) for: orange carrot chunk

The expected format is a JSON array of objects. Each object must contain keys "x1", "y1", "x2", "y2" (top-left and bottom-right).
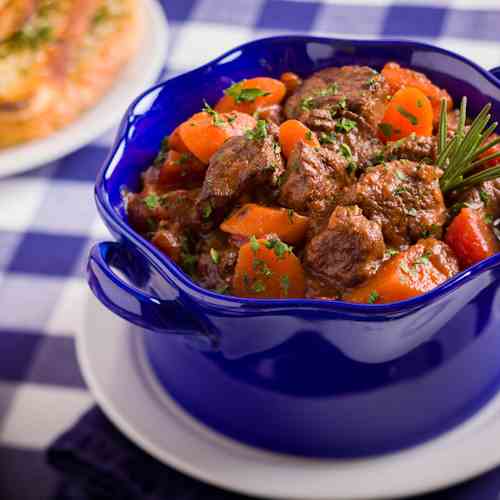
[
  {"x1": 280, "y1": 71, "x2": 302, "y2": 94},
  {"x1": 215, "y1": 77, "x2": 287, "y2": 114},
  {"x1": 346, "y1": 240, "x2": 453, "y2": 304},
  {"x1": 220, "y1": 204, "x2": 309, "y2": 244},
  {"x1": 168, "y1": 125, "x2": 190, "y2": 153},
  {"x1": 279, "y1": 119, "x2": 320, "y2": 158},
  {"x1": 179, "y1": 110, "x2": 256, "y2": 164},
  {"x1": 378, "y1": 87, "x2": 433, "y2": 143},
  {"x1": 233, "y1": 236, "x2": 305, "y2": 298},
  {"x1": 381, "y1": 62, "x2": 453, "y2": 123},
  {"x1": 445, "y1": 207, "x2": 499, "y2": 268}
]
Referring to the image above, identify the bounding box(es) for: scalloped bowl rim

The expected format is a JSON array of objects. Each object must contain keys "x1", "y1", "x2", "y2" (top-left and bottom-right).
[{"x1": 95, "y1": 35, "x2": 500, "y2": 314}]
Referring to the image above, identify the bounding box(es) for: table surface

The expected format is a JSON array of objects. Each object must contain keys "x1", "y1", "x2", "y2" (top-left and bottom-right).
[{"x1": 2, "y1": 1, "x2": 500, "y2": 499}]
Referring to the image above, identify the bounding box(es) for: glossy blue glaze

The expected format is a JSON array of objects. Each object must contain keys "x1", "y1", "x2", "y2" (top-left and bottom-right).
[{"x1": 88, "y1": 36, "x2": 500, "y2": 457}]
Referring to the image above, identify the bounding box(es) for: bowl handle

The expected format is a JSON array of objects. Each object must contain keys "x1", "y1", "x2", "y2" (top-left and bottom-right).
[
  {"x1": 490, "y1": 66, "x2": 500, "y2": 81},
  {"x1": 87, "y1": 241, "x2": 201, "y2": 336}
]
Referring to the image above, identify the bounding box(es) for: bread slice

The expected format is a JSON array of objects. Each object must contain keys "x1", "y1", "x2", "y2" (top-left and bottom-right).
[{"x1": 0, "y1": 0, "x2": 143, "y2": 148}]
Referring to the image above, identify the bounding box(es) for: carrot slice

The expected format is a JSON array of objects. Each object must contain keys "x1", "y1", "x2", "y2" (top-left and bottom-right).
[
  {"x1": 220, "y1": 204, "x2": 309, "y2": 244},
  {"x1": 279, "y1": 119, "x2": 320, "y2": 158},
  {"x1": 445, "y1": 207, "x2": 498, "y2": 268},
  {"x1": 346, "y1": 241, "x2": 451, "y2": 304},
  {"x1": 179, "y1": 110, "x2": 256, "y2": 164},
  {"x1": 378, "y1": 87, "x2": 433, "y2": 143},
  {"x1": 233, "y1": 236, "x2": 305, "y2": 298},
  {"x1": 215, "y1": 77, "x2": 287, "y2": 114},
  {"x1": 280, "y1": 72, "x2": 302, "y2": 94},
  {"x1": 381, "y1": 62, "x2": 453, "y2": 122},
  {"x1": 168, "y1": 125, "x2": 190, "y2": 153},
  {"x1": 158, "y1": 150, "x2": 206, "y2": 188}
]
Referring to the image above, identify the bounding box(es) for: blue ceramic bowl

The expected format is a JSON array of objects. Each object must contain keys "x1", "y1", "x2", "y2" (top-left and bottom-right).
[{"x1": 88, "y1": 36, "x2": 500, "y2": 458}]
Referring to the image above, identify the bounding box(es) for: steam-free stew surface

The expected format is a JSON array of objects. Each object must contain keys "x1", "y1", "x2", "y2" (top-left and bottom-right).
[{"x1": 125, "y1": 63, "x2": 500, "y2": 303}]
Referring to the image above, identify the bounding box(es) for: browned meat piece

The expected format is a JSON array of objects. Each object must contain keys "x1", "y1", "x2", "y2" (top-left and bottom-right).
[
  {"x1": 305, "y1": 205, "x2": 385, "y2": 297},
  {"x1": 384, "y1": 134, "x2": 437, "y2": 164},
  {"x1": 197, "y1": 245, "x2": 238, "y2": 294},
  {"x1": 278, "y1": 141, "x2": 352, "y2": 219},
  {"x1": 197, "y1": 130, "x2": 284, "y2": 220},
  {"x1": 255, "y1": 104, "x2": 283, "y2": 125},
  {"x1": 311, "y1": 110, "x2": 384, "y2": 169},
  {"x1": 453, "y1": 179, "x2": 500, "y2": 219},
  {"x1": 126, "y1": 188, "x2": 200, "y2": 235},
  {"x1": 345, "y1": 160, "x2": 447, "y2": 247},
  {"x1": 284, "y1": 65, "x2": 390, "y2": 130}
]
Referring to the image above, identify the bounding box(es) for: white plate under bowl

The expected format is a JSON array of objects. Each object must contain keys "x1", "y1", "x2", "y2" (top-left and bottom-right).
[
  {"x1": 78, "y1": 292, "x2": 500, "y2": 500},
  {"x1": 0, "y1": 0, "x2": 168, "y2": 178}
]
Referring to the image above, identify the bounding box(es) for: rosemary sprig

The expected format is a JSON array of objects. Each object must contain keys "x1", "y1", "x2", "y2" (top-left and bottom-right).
[{"x1": 438, "y1": 97, "x2": 500, "y2": 193}]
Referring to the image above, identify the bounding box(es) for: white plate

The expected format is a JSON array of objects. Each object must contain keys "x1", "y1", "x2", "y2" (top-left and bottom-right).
[
  {"x1": 0, "y1": 0, "x2": 168, "y2": 178},
  {"x1": 78, "y1": 292, "x2": 500, "y2": 500}
]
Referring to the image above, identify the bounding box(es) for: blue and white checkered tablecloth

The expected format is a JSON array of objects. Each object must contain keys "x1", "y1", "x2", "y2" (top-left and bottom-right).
[{"x1": 2, "y1": 1, "x2": 500, "y2": 499}]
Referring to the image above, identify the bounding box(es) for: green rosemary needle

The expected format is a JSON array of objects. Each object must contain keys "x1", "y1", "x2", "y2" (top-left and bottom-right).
[{"x1": 438, "y1": 97, "x2": 500, "y2": 193}]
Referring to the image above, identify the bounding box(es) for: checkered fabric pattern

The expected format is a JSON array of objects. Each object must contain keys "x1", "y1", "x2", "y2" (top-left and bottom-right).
[{"x1": 1, "y1": 1, "x2": 500, "y2": 499}]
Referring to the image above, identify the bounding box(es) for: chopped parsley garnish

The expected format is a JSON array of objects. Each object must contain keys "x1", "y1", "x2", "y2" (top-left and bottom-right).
[
  {"x1": 215, "y1": 283, "x2": 230, "y2": 294},
  {"x1": 386, "y1": 248, "x2": 399, "y2": 258},
  {"x1": 144, "y1": 194, "x2": 160, "y2": 210},
  {"x1": 210, "y1": 248, "x2": 220, "y2": 264},
  {"x1": 224, "y1": 81, "x2": 271, "y2": 103},
  {"x1": 182, "y1": 253, "x2": 198, "y2": 275},
  {"x1": 245, "y1": 120, "x2": 268, "y2": 141},
  {"x1": 146, "y1": 218, "x2": 157, "y2": 233},
  {"x1": 300, "y1": 97, "x2": 315, "y2": 111},
  {"x1": 485, "y1": 213, "x2": 494, "y2": 224},
  {"x1": 92, "y1": 6, "x2": 111, "y2": 26},
  {"x1": 174, "y1": 153, "x2": 190, "y2": 165},
  {"x1": 378, "y1": 123, "x2": 393, "y2": 138},
  {"x1": 318, "y1": 83, "x2": 338, "y2": 97},
  {"x1": 4, "y1": 25, "x2": 53, "y2": 53},
  {"x1": 252, "y1": 280, "x2": 266, "y2": 293},
  {"x1": 337, "y1": 96, "x2": 347, "y2": 109},
  {"x1": 395, "y1": 169, "x2": 408, "y2": 181},
  {"x1": 399, "y1": 260, "x2": 412, "y2": 275},
  {"x1": 414, "y1": 252, "x2": 431, "y2": 267},
  {"x1": 287, "y1": 208, "x2": 295, "y2": 224},
  {"x1": 365, "y1": 77, "x2": 377, "y2": 89},
  {"x1": 202, "y1": 203, "x2": 213, "y2": 219},
  {"x1": 227, "y1": 114, "x2": 237, "y2": 123},
  {"x1": 305, "y1": 129, "x2": 313, "y2": 140},
  {"x1": 394, "y1": 186, "x2": 407, "y2": 196},
  {"x1": 480, "y1": 190, "x2": 490, "y2": 204},
  {"x1": 367, "y1": 290, "x2": 379, "y2": 304},
  {"x1": 280, "y1": 275, "x2": 290, "y2": 296},
  {"x1": 339, "y1": 143, "x2": 352, "y2": 159},
  {"x1": 335, "y1": 118, "x2": 357, "y2": 133},
  {"x1": 253, "y1": 258, "x2": 273, "y2": 277},
  {"x1": 250, "y1": 235, "x2": 260, "y2": 253},
  {"x1": 154, "y1": 136, "x2": 170, "y2": 167},
  {"x1": 396, "y1": 105, "x2": 418, "y2": 125},
  {"x1": 202, "y1": 100, "x2": 225, "y2": 126},
  {"x1": 416, "y1": 99, "x2": 423, "y2": 108},
  {"x1": 319, "y1": 132, "x2": 336, "y2": 145},
  {"x1": 405, "y1": 207, "x2": 417, "y2": 217},
  {"x1": 264, "y1": 237, "x2": 293, "y2": 259},
  {"x1": 346, "y1": 162, "x2": 358, "y2": 176}
]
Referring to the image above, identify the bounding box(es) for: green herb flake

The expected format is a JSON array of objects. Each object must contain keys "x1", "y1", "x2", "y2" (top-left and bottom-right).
[
  {"x1": 367, "y1": 290, "x2": 379, "y2": 304},
  {"x1": 215, "y1": 283, "x2": 230, "y2": 294},
  {"x1": 405, "y1": 207, "x2": 417, "y2": 217},
  {"x1": 92, "y1": 6, "x2": 111, "y2": 26},
  {"x1": 335, "y1": 118, "x2": 357, "y2": 134},
  {"x1": 287, "y1": 208, "x2": 295, "y2": 224},
  {"x1": 305, "y1": 129, "x2": 313, "y2": 140},
  {"x1": 280, "y1": 275, "x2": 290, "y2": 296},
  {"x1": 394, "y1": 186, "x2": 407, "y2": 196},
  {"x1": 210, "y1": 248, "x2": 220, "y2": 264},
  {"x1": 202, "y1": 203, "x2": 213, "y2": 220},
  {"x1": 252, "y1": 280, "x2": 266, "y2": 293},
  {"x1": 225, "y1": 81, "x2": 271, "y2": 103},
  {"x1": 300, "y1": 97, "x2": 315, "y2": 111},
  {"x1": 386, "y1": 248, "x2": 399, "y2": 258},
  {"x1": 416, "y1": 99, "x2": 423, "y2": 108},
  {"x1": 395, "y1": 169, "x2": 408, "y2": 181},
  {"x1": 250, "y1": 235, "x2": 260, "y2": 253},
  {"x1": 174, "y1": 153, "x2": 190, "y2": 165},
  {"x1": 264, "y1": 237, "x2": 293, "y2": 259},
  {"x1": 245, "y1": 120, "x2": 268, "y2": 141},
  {"x1": 154, "y1": 136, "x2": 170, "y2": 167},
  {"x1": 378, "y1": 123, "x2": 393, "y2": 138},
  {"x1": 480, "y1": 190, "x2": 490, "y2": 204},
  {"x1": 346, "y1": 161, "x2": 358, "y2": 176},
  {"x1": 319, "y1": 132, "x2": 336, "y2": 145},
  {"x1": 485, "y1": 213, "x2": 494, "y2": 224},
  {"x1": 202, "y1": 100, "x2": 225, "y2": 126},
  {"x1": 340, "y1": 143, "x2": 353, "y2": 160},
  {"x1": 144, "y1": 194, "x2": 160, "y2": 210},
  {"x1": 396, "y1": 105, "x2": 418, "y2": 125},
  {"x1": 146, "y1": 218, "x2": 157, "y2": 233},
  {"x1": 399, "y1": 260, "x2": 412, "y2": 275}
]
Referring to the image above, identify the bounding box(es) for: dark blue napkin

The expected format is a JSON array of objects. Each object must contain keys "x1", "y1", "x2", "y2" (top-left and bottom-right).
[{"x1": 47, "y1": 406, "x2": 500, "y2": 500}]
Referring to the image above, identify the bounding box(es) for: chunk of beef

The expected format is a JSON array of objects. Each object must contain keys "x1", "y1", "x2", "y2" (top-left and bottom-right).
[
  {"x1": 255, "y1": 104, "x2": 283, "y2": 125},
  {"x1": 312, "y1": 110, "x2": 384, "y2": 169},
  {"x1": 278, "y1": 141, "x2": 352, "y2": 221},
  {"x1": 197, "y1": 132, "x2": 284, "y2": 220},
  {"x1": 452, "y1": 179, "x2": 500, "y2": 220},
  {"x1": 126, "y1": 188, "x2": 200, "y2": 236},
  {"x1": 384, "y1": 134, "x2": 437, "y2": 164},
  {"x1": 285, "y1": 65, "x2": 390, "y2": 130},
  {"x1": 304, "y1": 205, "x2": 385, "y2": 297},
  {"x1": 345, "y1": 160, "x2": 447, "y2": 247}
]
